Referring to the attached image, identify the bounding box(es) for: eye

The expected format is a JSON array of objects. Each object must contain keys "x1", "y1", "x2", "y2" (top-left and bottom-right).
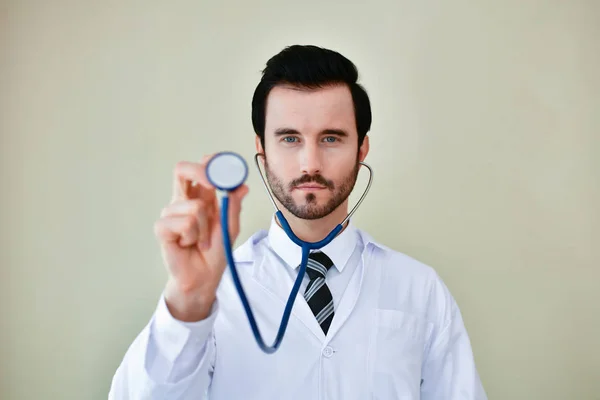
[
  {"x1": 283, "y1": 136, "x2": 298, "y2": 143},
  {"x1": 323, "y1": 136, "x2": 338, "y2": 143}
]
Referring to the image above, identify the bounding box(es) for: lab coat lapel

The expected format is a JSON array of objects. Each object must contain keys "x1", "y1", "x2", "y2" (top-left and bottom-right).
[
  {"x1": 233, "y1": 232, "x2": 326, "y2": 343},
  {"x1": 322, "y1": 243, "x2": 372, "y2": 344},
  {"x1": 251, "y1": 254, "x2": 326, "y2": 343}
]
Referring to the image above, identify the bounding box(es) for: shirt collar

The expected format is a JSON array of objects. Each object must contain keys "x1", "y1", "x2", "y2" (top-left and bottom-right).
[{"x1": 266, "y1": 214, "x2": 359, "y2": 273}]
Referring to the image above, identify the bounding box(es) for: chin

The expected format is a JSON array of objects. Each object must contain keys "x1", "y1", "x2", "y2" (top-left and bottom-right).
[{"x1": 297, "y1": 192, "x2": 328, "y2": 204}]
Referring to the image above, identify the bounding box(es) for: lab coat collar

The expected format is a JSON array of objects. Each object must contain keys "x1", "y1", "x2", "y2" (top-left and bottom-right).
[
  {"x1": 232, "y1": 216, "x2": 386, "y2": 265},
  {"x1": 265, "y1": 214, "x2": 359, "y2": 273}
]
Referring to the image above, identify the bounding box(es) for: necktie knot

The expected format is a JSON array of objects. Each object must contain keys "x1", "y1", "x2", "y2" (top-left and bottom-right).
[{"x1": 305, "y1": 251, "x2": 334, "y2": 280}]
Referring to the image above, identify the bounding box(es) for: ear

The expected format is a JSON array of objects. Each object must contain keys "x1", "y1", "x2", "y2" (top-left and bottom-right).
[
  {"x1": 358, "y1": 135, "x2": 370, "y2": 162},
  {"x1": 255, "y1": 135, "x2": 264, "y2": 155}
]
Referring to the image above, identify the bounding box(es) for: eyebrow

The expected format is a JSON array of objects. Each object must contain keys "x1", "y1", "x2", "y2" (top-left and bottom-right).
[{"x1": 273, "y1": 128, "x2": 349, "y2": 137}]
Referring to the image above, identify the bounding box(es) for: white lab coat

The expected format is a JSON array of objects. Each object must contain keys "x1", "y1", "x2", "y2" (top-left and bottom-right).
[{"x1": 109, "y1": 224, "x2": 487, "y2": 399}]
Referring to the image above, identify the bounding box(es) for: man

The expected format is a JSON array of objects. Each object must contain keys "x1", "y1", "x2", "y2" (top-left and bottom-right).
[{"x1": 109, "y1": 45, "x2": 487, "y2": 399}]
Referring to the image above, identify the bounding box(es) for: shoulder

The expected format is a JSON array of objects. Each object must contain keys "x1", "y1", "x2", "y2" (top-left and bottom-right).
[
  {"x1": 360, "y1": 229, "x2": 439, "y2": 282},
  {"x1": 359, "y1": 229, "x2": 457, "y2": 327},
  {"x1": 214, "y1": 230, "x2": 266, "y2": 296},
  {"x1": 231, "y1": 229, "x2": 268, "y2": 263}
]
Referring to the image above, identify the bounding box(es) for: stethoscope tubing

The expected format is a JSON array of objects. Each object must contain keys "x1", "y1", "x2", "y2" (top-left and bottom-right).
[{"x1": 218, "y1": 153, "x2": 373, "y2": 353}]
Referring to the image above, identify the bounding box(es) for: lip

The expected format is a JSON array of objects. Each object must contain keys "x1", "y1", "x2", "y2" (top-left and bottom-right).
[{"x1": 294, "y1": 185, "x2": 327, "y2": 191}]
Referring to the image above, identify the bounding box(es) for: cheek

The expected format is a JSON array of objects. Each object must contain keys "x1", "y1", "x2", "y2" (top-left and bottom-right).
[
  {"x1": 268, "y1": 159, "x2": 296, "y2": 183},
  {"x1": 324, "y1": 154, "x2": 356, "y2": 177},
  {"x1": 268, "y1": 153, "x2": 298, "y2": 175}
]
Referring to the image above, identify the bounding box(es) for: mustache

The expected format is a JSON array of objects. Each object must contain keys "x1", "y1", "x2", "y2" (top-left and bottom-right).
[{"x1": 289, "y1": 174, "x2": 334, "y2": 190}]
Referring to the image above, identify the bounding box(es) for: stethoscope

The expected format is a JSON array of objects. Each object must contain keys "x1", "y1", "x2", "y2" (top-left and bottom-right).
[{"x1": 205, "y1": 151, "x2": 373, "y2": 354}]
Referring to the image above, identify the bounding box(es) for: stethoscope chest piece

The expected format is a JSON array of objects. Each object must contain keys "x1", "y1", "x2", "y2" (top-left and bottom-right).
[{"x1": 206, "y1": 151, "x2": 248, "y2": 191}]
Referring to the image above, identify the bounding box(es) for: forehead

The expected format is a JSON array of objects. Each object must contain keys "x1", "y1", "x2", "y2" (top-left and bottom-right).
[{"x1": 264, "y1": 84, "x2": 356, "y2": 135}]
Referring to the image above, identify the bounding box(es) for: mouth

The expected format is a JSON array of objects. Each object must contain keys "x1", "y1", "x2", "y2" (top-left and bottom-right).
[{"x1": 294, "y1": 184, "x2": 327, "y2": 191}]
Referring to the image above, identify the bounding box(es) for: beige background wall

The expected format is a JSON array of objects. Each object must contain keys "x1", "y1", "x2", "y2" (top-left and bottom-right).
[{"x1": 1, "y1": 0, "x2": 598, "y2": 399}]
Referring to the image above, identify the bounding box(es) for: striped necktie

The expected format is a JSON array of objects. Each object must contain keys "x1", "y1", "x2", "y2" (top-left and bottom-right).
[{"x1": 303, "y1": 251, "x2": 335, "y2": 335}]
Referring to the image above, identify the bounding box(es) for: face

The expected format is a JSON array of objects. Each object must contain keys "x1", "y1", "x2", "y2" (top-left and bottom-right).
[{"x1": 257, "y1": 84, "x2": 369, "y2": 220}]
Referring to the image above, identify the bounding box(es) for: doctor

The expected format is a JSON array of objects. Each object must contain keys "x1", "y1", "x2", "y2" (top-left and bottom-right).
[{"x1": 109, "y1": 44, "x2": 487, "y2": 399}]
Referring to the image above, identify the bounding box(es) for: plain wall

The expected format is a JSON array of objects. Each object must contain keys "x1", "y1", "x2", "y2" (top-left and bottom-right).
[{"x1": 1, "y1": 0, "x2": 598, "y2": 399}]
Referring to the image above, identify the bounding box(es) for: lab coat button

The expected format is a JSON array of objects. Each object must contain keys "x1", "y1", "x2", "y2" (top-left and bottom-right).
[{"x1": 322, "y1": 346, "x2": 334, "y2": 358}]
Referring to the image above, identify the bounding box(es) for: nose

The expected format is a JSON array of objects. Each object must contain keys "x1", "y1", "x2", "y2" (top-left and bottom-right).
[{"x1": 300, "y1": 142, "x2": 322, "y2": 176}]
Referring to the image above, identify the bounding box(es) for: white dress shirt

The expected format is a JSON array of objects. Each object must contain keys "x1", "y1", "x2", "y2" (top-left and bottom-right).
[{"x1": 109, "y1": 216, "x2": 487, "y2": 399}]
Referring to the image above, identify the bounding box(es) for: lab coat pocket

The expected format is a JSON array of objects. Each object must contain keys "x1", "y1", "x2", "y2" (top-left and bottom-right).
[{"x1": 369, "y1": 309, "x2": 432, "y2": 399}]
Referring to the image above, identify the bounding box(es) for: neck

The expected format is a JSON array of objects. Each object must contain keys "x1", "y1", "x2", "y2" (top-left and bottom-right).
[{"x1": 275, "y1": 201, "x2": 350, "y2": 243}]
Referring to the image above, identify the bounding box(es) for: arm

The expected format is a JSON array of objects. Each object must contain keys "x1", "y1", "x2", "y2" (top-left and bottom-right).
[
  {"x1": 108, "y1": 295, "x2": 218, "y2": 399},
  {"x1": 107, "y1": 158, "x2": 247, "y2": 399},
  {"x1": 420, "y1": 284, "x2": 487, "y2": 399}
]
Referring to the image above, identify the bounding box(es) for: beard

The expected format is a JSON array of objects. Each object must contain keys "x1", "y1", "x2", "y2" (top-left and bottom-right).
[{"x1": 264, "y1": 158, "x2": 360, "y2": 220}]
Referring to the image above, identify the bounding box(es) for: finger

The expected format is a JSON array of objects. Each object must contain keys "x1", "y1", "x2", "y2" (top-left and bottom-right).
[
  {"x1": 171, "y1": 159, "x2": 215, "y2": 202},
  {"x1": 186, "y1": 154, "x2": 216, "y2": 199},
  {"x1": 154, "y1": 215, "x2": 200, "y2": 247},
  {"x1": 161, "y1": 199, "x2": 206, "y2": 218},
  {"x1": 161, "y1": 199, "x2": 213, "y2": 247}
]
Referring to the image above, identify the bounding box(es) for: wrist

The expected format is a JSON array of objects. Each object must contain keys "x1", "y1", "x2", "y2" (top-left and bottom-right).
[{"x1": 164, "y1": 280, "x2": 216, "y2": 322}]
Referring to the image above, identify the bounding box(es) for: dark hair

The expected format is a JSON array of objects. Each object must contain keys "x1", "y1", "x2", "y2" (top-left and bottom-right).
[{"x1": 251, "y1": 45, "x2": 372, "y2": 149}]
